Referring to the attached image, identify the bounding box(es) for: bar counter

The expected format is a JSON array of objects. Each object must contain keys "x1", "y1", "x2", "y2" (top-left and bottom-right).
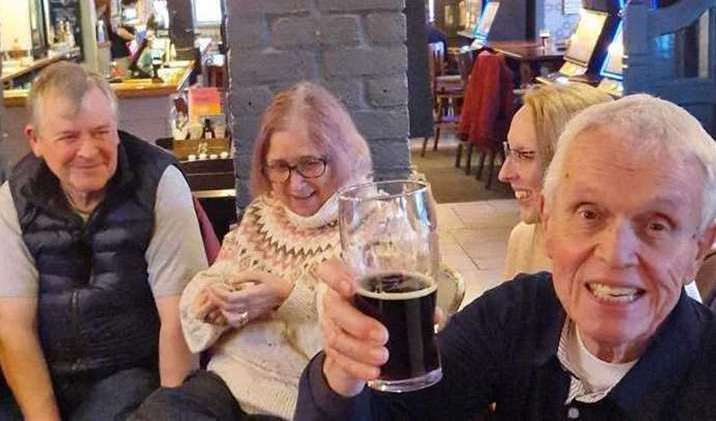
[
  {"x1": 1, "y1": 48, "x2": 82, "y2": 89},
  {"x1": 2, "y1": 61, "x2": 195, "y2": 148},
  {"x1": 3, "y1": 60, "x2": 194, "y2": 107}
]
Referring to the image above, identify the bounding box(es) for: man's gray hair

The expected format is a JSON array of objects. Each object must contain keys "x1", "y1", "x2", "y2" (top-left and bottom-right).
[
  {"x1": 543, "y1": 94, "x2": 716, "y2": 231},
  {"x1": 27, "y1": 61, "x2": 118, "y2": 133}
]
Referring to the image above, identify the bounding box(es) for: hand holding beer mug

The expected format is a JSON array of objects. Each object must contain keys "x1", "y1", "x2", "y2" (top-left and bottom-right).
[{"x1": 338, "y1": 180, "x2": 442, "y2": 393}]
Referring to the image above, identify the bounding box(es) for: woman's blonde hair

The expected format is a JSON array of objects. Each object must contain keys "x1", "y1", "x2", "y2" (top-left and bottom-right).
[
  {"x1": 249, "y1": 81, "x2": 372, "y2": 198},
  {"x1": 523, "y1": 83, "x2": 613, "y2": 171}
]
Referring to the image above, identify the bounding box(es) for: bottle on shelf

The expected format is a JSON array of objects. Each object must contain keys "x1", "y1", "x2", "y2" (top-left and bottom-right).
[
  {"x1": 65, "y1": 21, "x2": 76, "y2": 48},
  {"x1": 9, "y1": 38, "x2": 24, "y2": 59},
  {"x1": 203, "y1": 118, "x2": 214, "y2": 139}
]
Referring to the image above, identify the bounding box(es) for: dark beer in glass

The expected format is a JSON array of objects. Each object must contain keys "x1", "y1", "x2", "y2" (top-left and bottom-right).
[
  {"x1": 339, "y1": 180, "x2": 442, "y2": 392},
  {"x1": 354, "y1": 272, "x2": 440, "y2": 384}
]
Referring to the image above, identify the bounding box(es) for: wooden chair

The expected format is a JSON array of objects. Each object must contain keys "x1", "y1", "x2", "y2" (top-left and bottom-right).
[
  {"x1": 193, "y1": 197, "x2": 221, "y2": 265},
  {"x1": 453, "y1": 51, "x2": 478, "y2": 173},
  {"x1": 474, "y1": 139, "x2": 507, "y2": 189},
  {"x1": 421, "y1": 43, "x2": 467, "y2": 157},
  {"x1": 457, "y1": 51, "x2": 515, "y2": 188},
  {"x1": 437, "y1": 264, "x2": 466, "y2": 317}
]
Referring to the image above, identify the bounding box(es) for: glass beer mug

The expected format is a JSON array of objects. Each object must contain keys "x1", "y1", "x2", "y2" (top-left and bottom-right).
[{"x1": 338, "y1": 180, "x2": 442, "y2": 393}]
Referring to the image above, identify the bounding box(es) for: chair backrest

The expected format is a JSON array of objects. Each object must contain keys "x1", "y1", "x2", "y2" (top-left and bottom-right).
[
  {"x1": 437, "y1": 264, "x2": 466, "y2": 316},
  {"x1": 427, "y1": 42, "x2": 447, "y2": 97},
  {"x1": 624, "y1": 1, "x2": 716, "y2": 135},
  {"x1": 458, "y1": 51, "x2": 514, "y2": 148},
  {"x1": 428, "y1": 41, "x2": 447, "y2": 77},
  {"x1": 456, "y1": 50, "x2": 475, "y2": 85},
  {"x1": 193, "y1": 197, "x2": 221, "y2": 265}
]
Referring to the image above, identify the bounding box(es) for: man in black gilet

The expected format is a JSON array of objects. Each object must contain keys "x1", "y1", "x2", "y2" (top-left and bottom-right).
[{"x1": 0, "y1": 62, "x2": 207, "y2": 420}]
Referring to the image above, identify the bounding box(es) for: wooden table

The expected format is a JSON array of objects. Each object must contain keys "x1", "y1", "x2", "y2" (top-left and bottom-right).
[{"x1": 485, "y1": 40, "x2": 565, "y2": 86}]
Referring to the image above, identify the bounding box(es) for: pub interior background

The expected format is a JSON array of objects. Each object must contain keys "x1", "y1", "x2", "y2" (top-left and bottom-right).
[{"x1": 0, "y1": 0, "x2": 714, "y2": 301}]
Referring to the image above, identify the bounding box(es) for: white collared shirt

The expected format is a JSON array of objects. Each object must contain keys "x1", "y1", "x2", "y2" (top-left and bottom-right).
[{"x1": 557, "y1": 321, "x2": 638, "y2": 404}]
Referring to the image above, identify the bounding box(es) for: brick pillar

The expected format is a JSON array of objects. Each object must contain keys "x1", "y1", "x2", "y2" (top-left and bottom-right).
[{"x1": 226, "y1": 0, "x2": 412, "y2": 210}]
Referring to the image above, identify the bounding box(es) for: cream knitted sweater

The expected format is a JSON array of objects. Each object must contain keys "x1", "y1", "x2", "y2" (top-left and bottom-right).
[
  {"x1": 503, "y1": 221, "x2": 551, "y2": 280},
  {"x1": 180, "y1": 193, "x2": 339, "y2": 420}
]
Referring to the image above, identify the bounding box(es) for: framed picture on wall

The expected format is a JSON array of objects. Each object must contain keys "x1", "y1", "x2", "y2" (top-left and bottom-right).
[
  {"x1": 48, "y1": 0, "x2": 84, "y2": 59},
  {"x1": 563, "y1": 0, "x2": 581, "y2": 14}
]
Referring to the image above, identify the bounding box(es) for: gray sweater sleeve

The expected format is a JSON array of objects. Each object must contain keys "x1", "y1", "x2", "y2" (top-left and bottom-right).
[{"x1": 0, "y1": 182, "x2": 38, "y2": 297}]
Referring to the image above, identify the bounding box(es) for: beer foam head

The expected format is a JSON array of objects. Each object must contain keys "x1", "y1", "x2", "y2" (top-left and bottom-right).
[{"x1": 356, "y1": 272, "x2": 437, "y2": 300}]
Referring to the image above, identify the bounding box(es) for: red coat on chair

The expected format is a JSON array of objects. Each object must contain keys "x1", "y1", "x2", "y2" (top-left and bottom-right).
[{"x1": 457, "y1": 51, "x2": 515, "y2": 151}]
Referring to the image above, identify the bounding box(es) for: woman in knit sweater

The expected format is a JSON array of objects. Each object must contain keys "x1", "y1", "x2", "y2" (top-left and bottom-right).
[{"x1": 133, "y1": 82, "x2": 372, "y2": 420}]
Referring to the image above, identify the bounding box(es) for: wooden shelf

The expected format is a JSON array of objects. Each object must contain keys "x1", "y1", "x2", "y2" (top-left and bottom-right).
[{"x1": 171, "y1": 137, "x2": 230, "y2": 160}]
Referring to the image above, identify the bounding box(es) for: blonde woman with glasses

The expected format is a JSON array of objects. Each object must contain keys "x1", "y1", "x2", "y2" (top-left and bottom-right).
[{"x1": 498, "y1": 83, "x2": 613, "y2": 279}]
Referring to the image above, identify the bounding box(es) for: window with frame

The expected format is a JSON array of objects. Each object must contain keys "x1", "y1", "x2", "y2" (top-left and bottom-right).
[{"x1": 193, "y1": 0, "x2": 222, "y2": 26}]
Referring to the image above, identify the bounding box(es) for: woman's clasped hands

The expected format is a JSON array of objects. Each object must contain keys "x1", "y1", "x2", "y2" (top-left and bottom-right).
[{"x1": 193, "y1": 269, "x2": 293, "y2": 328}]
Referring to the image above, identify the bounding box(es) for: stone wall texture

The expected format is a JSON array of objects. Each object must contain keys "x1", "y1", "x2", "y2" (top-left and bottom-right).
[{"x1": 226, "y1": 0, "x2": 412, "y2": 210}]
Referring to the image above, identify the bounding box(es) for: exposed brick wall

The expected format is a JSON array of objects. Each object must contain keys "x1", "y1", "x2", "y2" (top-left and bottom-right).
[{"x1": 226, "y1": 0, "x2": 412, "y2": 210}]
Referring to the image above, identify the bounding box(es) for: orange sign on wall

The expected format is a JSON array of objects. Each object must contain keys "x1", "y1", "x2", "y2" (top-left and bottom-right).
[{"x1": 188, "y1": 87, "x2": 222, "y2": 123}]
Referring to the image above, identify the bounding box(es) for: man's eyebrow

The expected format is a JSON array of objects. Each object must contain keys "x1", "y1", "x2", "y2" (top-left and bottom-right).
[
  {"x1": 643, "y1": 196, "x2": 688, "y2": 213},
  {"x1": 54, "y1": 129, "x2": 78, "y2": 137}
]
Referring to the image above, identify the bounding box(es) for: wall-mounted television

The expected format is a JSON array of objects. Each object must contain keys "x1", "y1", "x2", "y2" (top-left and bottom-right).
[
  {"x1": 564, "y1": 9, "x2": 609, "y2": 68},
  {"x1": 600, "y1": 21, "x2": 624, "y2": 80},
  {"x1": 473, "y1": 2, "x2": 499, "y2": 41}
]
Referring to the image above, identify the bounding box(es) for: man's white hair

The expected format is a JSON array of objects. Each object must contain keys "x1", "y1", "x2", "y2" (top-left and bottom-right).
[
  {"x1": 28, "y1": 61, "x2": 118, "y2": 134},
  {"x1": 543, "y1": 93, "x2": 716, "y2": 231}
]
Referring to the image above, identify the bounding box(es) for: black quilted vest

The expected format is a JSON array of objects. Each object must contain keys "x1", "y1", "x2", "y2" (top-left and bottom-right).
[{"x1": 8, "y1": 131, "x2": 178, "y2": 378}]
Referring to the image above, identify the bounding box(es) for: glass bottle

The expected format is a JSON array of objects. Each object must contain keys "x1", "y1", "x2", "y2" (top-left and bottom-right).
[{"x1": 203, "y1": 118, "x2": 214, "y2": 139}]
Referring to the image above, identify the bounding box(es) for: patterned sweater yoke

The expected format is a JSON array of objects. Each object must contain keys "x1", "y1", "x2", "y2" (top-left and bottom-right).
[{"x1": 230, "y1": 194, "x2": 339, "y2": 281}]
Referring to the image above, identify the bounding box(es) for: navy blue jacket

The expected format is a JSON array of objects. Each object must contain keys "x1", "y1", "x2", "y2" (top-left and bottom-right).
[
  {"x1": 297, "y1": 272, "x2": 716, "y2": 420},
  {"x1": 8, "y1": 131, "x2": 176, "y2": 378}
]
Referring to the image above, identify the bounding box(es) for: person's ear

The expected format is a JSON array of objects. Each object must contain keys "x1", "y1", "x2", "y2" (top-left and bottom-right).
[
  {"x1": 698, "y1": 222, "x2": 716, "y2": 256},
  {"x1": 24, "y1": 124, "x2": 43, "y2": 158},
  {"x1": 695, "y1": 222, "x2": 716, "y2": 267},
  {"x1": 539, "y1": 193, "x2": 549, "y2": 230},
  {"x1": 685, "y1": 221, "x2": 716, "y2": 282}
]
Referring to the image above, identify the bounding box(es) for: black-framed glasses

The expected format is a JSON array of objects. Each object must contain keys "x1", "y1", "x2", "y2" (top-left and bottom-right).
[
  {"x1": 503, "y1": 142, "x2": 536, "y2": 162},
  {"x1": 263, "y1": 157, "x2": 328, "y2": 183}
]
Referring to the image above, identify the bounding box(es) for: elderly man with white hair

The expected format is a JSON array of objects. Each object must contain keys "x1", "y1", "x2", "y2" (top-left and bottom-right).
[
  {"x1": 295, "y1": 94, "x2": 716, "y2": 419},
  {"x1": 0, "y1": 62, "x2": 206, "y2": 420}
]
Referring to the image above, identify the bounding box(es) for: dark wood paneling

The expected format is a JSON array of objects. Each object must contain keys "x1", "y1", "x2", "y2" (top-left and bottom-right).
[{"x1": 407, "y1": 0, "x2": 434, "y2": 138}]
